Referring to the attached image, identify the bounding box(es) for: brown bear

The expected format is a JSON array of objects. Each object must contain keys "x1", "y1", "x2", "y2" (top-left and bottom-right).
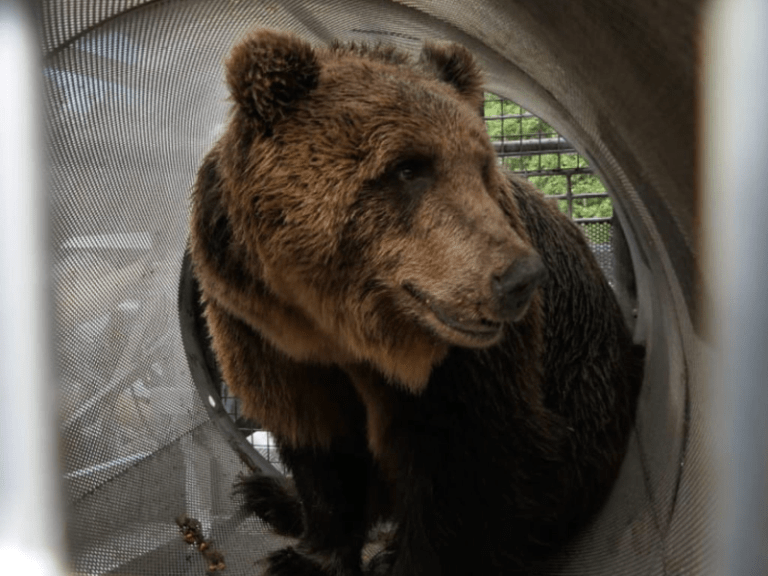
[{"x1": 189, "y1": 29, "x2": 644, "y2": 576}]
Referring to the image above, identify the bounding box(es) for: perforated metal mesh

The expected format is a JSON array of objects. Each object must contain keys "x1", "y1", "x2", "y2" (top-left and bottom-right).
[
  {"x1": 45, "y1": 3, "x2": 295, "y2": 573},
  {"x1": 40, "y1": 1, "x2": 707, "y2": 575}
]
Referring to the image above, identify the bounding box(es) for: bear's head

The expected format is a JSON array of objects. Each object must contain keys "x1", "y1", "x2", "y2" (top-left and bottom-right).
[{"x1": 193, "y1": 29, "x2": 545, "y2": 391}]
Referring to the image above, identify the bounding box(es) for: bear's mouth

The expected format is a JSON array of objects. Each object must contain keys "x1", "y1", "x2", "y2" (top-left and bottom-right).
[{"x1": 402, "y1": 282, "x2": 503, "y2": 342}]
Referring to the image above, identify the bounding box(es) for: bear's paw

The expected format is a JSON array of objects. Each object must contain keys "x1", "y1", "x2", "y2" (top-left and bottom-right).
[{"x1": 235, "y1": 472, "x2": 304, "y2": 538}]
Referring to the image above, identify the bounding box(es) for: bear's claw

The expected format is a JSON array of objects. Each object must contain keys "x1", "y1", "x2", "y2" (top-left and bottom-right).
[
  {"x1": 364, "y1": 546, "x2": 396, "y2": 576},
  {"x1": 262, "y1": 547, "x2": 362, "y2": 576},
  {"x1": 261, "y1": 547, "x2": 327, "y2": 576}
]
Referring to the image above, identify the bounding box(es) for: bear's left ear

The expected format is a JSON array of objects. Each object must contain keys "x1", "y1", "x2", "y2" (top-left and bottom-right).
[
  {"x1": 420, "y1": 41, "x2": 484, "y2": 112},
  {"x1": 225, "y1": 29, "x2": 320, "y2": 132}
]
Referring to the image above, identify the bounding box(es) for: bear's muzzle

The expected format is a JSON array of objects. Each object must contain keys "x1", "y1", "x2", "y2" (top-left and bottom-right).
[{"x1": 492, "y1": 253, "x2": 547, "y2": 322}]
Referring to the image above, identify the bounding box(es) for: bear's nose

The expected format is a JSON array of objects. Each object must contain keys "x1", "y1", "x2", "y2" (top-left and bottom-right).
[{"x1": 492, "y1": 254, "x2": 547, "y2": 321}]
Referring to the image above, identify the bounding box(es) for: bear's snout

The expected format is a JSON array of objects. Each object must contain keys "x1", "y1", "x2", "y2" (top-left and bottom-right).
[{"x1": 492, "y1": 254, "x2": 547, "y2": 322}]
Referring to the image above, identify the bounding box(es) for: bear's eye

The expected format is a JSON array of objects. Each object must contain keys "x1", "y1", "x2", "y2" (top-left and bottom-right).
[
  {"x1": 368, "y1": 156, "x2": 435, "y2": 213},
  {"x1": 398, "y1": 167, "x2": 415, "y2": 182},
  {"x1": 390, "y1": 157, "x2": 432, "y2": 184}
]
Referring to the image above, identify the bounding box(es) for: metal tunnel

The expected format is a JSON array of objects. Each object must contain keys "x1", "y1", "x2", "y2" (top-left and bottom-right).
[{"x1": 5, "y1": 0, "x2": 762, "y2": 574}]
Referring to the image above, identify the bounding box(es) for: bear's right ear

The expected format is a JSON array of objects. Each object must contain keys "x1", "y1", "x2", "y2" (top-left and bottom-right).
[
  {"x1": 419, "y1": 41, "x2": 484, "y2": 114},
  {"x1": 225, "y1": 29, "x2": 320, "y2": 132}
]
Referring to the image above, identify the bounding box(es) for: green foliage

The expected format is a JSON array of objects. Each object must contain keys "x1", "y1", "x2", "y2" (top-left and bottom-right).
[
  {"x1": 483, "y1": 94, "x2": 612, "y2": 243},
  {"x1": 484, "y1": 97, "x2": 550, "y2": 143}
]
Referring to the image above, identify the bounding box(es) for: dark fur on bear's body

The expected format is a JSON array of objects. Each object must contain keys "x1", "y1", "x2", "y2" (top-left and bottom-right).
[{"x1": 190, "y1": 29, "x2": 644, "y2": 576}]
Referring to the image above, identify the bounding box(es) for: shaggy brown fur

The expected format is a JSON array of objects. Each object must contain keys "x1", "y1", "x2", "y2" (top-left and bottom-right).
[{"x1": 189, "y1": 29, "x2": 643, "y2": 576}]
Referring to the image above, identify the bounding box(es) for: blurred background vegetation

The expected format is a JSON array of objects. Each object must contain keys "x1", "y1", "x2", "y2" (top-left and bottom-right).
[{"x1": 483, "y1": 95, "x2": 613, "y2": 234}]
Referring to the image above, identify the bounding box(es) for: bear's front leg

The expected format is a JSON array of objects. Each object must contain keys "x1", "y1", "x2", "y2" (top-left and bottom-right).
[
  {"x1": 240, "y1": 432, "x2": 393, "y2": 576},
  {"x1": 235, "y1": 422, "x2": 380, "y2": 576},
  {"x1": 258, "y1": 435, "x2": 377, "y2": 576},
  {"x1": 202, "y1": 302, "x2": 380, "y2": 575}
]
